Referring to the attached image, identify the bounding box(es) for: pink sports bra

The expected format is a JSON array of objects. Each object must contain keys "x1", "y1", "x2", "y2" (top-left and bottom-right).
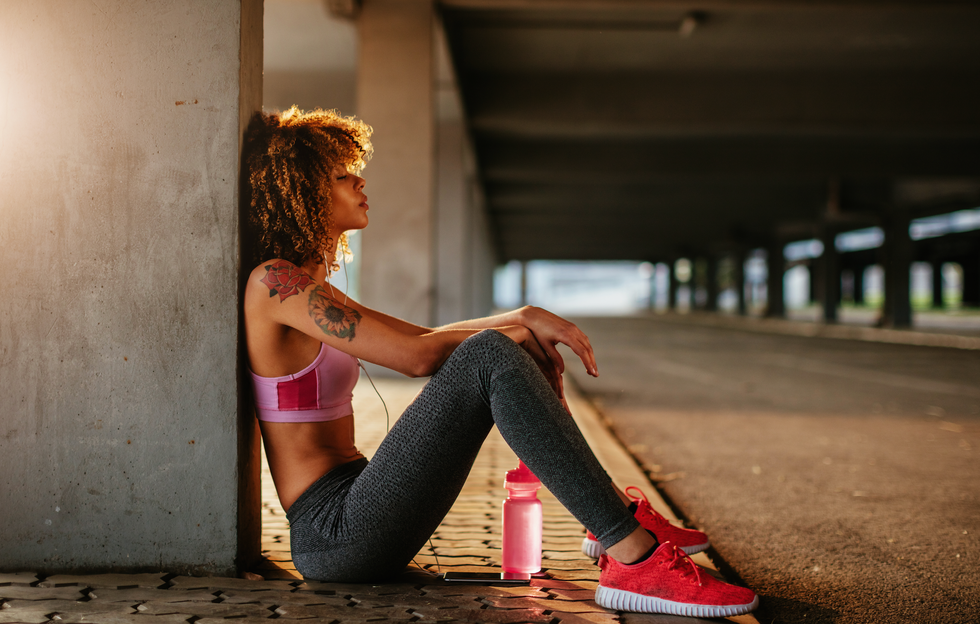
[{"x1": 249, "y1": 343, "x2": 359, "y2": 423}]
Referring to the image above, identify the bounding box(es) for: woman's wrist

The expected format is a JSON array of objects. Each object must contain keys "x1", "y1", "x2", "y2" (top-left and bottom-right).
[{"x1": 514, "y1": 305, "x2": 535, "y2": 327}]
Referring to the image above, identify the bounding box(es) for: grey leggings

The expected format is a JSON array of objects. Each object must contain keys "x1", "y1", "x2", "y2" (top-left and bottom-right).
[{"x1": 286, "y1": 329, "x2": 639, "y2": 582}]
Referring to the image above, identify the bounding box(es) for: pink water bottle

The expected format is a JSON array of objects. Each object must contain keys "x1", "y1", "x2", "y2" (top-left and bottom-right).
[{"x1": 502, "y1": 461, "x2": 543, "y2": 575}]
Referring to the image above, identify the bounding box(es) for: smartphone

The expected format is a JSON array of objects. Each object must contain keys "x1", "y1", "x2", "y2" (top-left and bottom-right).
[{"x1": 442, "y1": 571, "x2": 530, "y2": 585}]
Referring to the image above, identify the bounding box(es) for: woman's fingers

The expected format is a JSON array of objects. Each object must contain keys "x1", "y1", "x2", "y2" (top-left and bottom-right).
[
  {"x1": 542, "y1": 341, "x2": 566, "y2": 376},
  {"x1": 544, "y1": 327, "x2": 598, "y2": 378},
  {"x1": 522, "y1": 332, "x2": 564, "y2": 398},
  {"x1": 566, "y1": 332, "x2": 598, "y2": 377},
  {"x1": 523, "y1": 307, "x2": 599, "y2": 377}
]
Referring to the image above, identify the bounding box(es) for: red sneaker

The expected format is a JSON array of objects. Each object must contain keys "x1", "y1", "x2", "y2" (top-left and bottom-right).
[
  {"x1": 595, "y1": 544, "x2": 758, "y2": 617},
  {"x1": 582, "y1": 487, "x2": 709, "y2": 557}
]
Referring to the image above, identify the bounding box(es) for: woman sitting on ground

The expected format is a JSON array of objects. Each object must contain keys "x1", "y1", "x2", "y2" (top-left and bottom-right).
[{"x1": 241, "y1": 106, "x2": 758, "y2": 618}]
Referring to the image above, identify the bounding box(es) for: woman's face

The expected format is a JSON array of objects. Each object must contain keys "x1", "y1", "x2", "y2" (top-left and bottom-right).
[{"x1": 327, "y1": 165, "x2": 368, "y2": 236}]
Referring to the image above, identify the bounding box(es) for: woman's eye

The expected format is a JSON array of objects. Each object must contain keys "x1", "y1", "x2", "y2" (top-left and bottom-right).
[{"x1": 337, "y1": 175, "x2": 347, "y2": 181}]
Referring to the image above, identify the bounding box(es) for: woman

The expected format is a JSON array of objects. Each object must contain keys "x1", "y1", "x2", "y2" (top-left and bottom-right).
[{"x1": 242, "y1": 107, "x2": 757, "y2": 618}]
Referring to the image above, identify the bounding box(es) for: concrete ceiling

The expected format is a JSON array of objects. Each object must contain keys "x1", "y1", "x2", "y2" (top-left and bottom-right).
[{"x1": 440, "y1": 0, "x2": 980, "y2": 261}]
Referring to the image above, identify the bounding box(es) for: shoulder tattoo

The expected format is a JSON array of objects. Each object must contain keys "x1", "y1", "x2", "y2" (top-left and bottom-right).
[
  {"x1": 260, "y1": 260, "x2": 315, "y2": 302},
  {"x1": 309, "y1": 286, "x2": 362, "y2": 341}
]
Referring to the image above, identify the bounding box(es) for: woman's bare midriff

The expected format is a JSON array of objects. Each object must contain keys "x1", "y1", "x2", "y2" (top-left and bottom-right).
[{"x1": 260, "y1": 415, "x2": 365, "y2": 512}]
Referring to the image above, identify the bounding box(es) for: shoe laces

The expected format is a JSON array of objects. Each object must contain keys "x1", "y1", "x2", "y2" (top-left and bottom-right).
[
  {"x1": 661, "y1": 543, "x2": 703, "y2": 587},
  {"x1": 625, "y1": 486, "x2": 668, "y2": 527}
]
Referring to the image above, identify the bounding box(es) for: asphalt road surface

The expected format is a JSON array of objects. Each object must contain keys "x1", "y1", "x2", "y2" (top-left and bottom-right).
[{"x1": 564, "y1": 315, "x2": 980, "y2": 624}]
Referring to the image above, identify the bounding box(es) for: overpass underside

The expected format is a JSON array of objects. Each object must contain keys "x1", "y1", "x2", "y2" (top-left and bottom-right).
[{"x1": 438, "y1": 0, "x2": 980, "y2": 325}]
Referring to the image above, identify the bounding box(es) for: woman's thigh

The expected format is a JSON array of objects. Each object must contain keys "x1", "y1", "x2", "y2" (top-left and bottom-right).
[{"x1": 292, "y1": 334, "x2": 501, "y2": 581}]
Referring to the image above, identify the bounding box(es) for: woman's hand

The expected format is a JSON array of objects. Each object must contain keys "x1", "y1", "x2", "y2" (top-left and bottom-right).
[
  {"x1": 516, "y1": 306, "x2": 598, "y2": 379},
  {"x1": 496, "y1": 325, "x2": 569, "y2": 411}
]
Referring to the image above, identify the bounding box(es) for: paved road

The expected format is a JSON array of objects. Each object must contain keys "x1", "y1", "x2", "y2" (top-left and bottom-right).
[{"x1": 564, "y1": 315, "x2": 980, "y2": 624}]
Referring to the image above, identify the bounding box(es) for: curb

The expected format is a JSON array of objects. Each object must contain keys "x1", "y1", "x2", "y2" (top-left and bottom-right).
[
  {"x1": 641, "y1": 311, "x2": 980, "y2": 350},
  {"x1": 565, "y1": 381, "x2": 761, "y2": 624}
]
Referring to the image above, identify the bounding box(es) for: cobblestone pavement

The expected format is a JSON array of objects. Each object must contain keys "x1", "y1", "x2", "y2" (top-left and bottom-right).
[{"x1": 1, "y1": 378, "x2": 756, "y2": 624}]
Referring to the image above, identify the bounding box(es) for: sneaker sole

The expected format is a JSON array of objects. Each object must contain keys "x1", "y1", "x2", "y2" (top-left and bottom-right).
[
  {"x1": 595, "y1": 585, "x2": 759, "y2": 617},
  {"x1": 581, "y1": 537, "x2": 709, "y2": 558}
]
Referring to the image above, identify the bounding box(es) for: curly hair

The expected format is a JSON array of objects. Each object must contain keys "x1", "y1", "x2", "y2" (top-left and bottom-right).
[{"x1": 243, "y1": 106, "x2": 373, "y2": 272}]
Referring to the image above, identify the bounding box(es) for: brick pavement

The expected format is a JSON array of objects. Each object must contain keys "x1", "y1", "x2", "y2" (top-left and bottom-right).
[{"x1": 1, "y1": 377, "x2": 757, "y2": 624}]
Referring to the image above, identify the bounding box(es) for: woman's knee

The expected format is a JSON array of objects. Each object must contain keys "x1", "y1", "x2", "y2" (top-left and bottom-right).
[{"x1": 456, "y1": 329, "x2": 527, "y2": 363}]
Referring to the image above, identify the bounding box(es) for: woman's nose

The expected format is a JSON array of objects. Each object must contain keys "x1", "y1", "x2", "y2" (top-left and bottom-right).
[{"x1": 354, "y1": 175, "x2": 365, "y2": 190}]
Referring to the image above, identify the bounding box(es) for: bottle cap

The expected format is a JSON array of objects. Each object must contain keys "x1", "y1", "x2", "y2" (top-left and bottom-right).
[{"x1": 504, "y1": 461, "x2": 541, "y2": 491}]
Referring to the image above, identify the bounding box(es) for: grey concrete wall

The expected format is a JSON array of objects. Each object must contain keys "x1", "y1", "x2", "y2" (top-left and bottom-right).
[{"x1": 0, "y1": 0, "x2": 262, "y2": 574}]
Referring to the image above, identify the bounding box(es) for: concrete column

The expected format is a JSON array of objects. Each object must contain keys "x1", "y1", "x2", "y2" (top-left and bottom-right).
[
  {"x1": 668, "y1": 260, "x2": 679, "y2": 311},
  {"x1": 880, "y1": 211, "x2": 913, "y2": 328},
  {"x1": 962, "y1": 253, "x2": 980, "y2": 307},
  {"x1": 734, "y1": 251, "x2": 747, "y2": 316},
  {"x1": 932, "y1": 261, "x2": 945, "y2": 309},
  {"x1": 705, "y1": 257, "x2": 719, "y2": 312},
  {"x1": 357, "y1": 0, "x2": 435, "y2": 325},
  {"x1": 0, "y1": 0, "x2": 262, "y2": 574},
  {"x1": 766, "y1": 242, "x2": 785, "y2": 318},
  {"x1": 519, "y1": 262, "x2": 529, "y2": 307},
  {"x1": 818, "y1": 229, "x2": 840, "y2": 323},
  {"x1": 854, "y1": 265, "x2": 865, "y2": 305},
  {"x1": 647, "y1": 263, "x2": 657, "y2": 309},
  {"x1": 433, "y1": 17, "x2": 494, "y2": 324}
]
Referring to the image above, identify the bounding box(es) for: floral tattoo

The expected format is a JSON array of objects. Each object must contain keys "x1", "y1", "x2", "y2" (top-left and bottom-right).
[
  {"x1": 309, "y1": 286, "x2": 362, "y2": 341},
  {"x1": 261, "y1": 261, "x2": 315, "y2": 302}
]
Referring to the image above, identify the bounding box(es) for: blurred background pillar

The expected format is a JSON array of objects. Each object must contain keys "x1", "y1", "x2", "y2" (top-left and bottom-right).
[
  {"x1": 963, "y1": 252, "x2": 980, "y2": 308},
  {"x1": 705, "y1": 256, "x2": 719, "y2": 312},
  {"x1": 766, "y1": 241, "x2": 786, "y2": 318},
  {"x1": 433, "y1": 20, "x2": 495, "y2": 324},
  {"x1": 818, "y1": 228, "x2": 840, "y2": 323},
  {"x1": 932, "y1": 261, "x2": 945, "y2": 309},
  {"x1": 854, "y1": 263, "x2": 866, "y2": 306},
  {"x1": 357, "y1": 0, "x2": 436, "y2": 325},
  {"x1": 668, "y1": 259, "x2": 679, "y2": 311},
  {"x1": 734, "y1": 250, "x2": 747, "y2": 316},
  {"x1": 880, "y1": 209, "x2": 913, "y2": 328},
  {"x1": 356, "y1": 0, "x2": 493, "y2": 326}
]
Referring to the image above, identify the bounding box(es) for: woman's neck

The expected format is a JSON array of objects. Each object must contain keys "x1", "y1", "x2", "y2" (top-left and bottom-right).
[{"x1": 303, "y1": 260, "x2": 328, "y2": 285}]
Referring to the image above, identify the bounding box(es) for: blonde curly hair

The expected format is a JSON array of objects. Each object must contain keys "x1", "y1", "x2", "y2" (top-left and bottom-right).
[{"x1": 243, "y1": 106, "x2": 373, "y2": 272}]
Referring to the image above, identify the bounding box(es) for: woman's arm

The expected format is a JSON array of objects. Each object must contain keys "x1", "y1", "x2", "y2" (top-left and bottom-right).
[
  {"x1": 248, "y1": 261, "x2": 472, "y2": 377},
  {"x1": 313, "y1": 273, "x2": 596, "y2": 401},
  {"x1": 440, "y1": 306, "x2": 598, "y2": 380},
  {"x1": 322, "y1": 285, "x2": 596, "y2": 378}
]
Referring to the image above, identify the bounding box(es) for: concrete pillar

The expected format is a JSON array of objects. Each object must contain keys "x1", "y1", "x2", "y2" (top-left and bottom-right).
[
  {"x1": 0, "y1": 0, "x2": 263, "y2": 574},
  {"x1": 962, "y1": 253, "x2": 980, "y2": 307},
  {"x1": 433, "y1": 17, "x2": 494, "y2": 324},
  {"x1": 519, "y1": 262, "x2": 529, "y2": 307},
  {"x1": 808, "y1": 263, "x2": 817, "y2": 306},
  {"x1": 766, "y1": 242, "x2": 785, "y2": 318},
  {"x1": 705, "y1": 257, "x2": 719, "y2": 312},
  {"x1": 818, "y1": 229, "x2": 840, "y2": 323},
  {"x1": 932, "y1": 261, "x2": 945, "y2": 309},
  {"x1": 880, "y1": 211, "x2": 913, "y2": 328},
  {"x1": 668, "y1": 260, "x2": 679, "y2": 311},
  {"x1": 734, "y1": 251, "x2": 747, "y2": 316},
  {"x1": 647, "y1": 263, "x2": 658, "y2": 310},
  {"x1": 854, "y1": 265, "x2": 866, "y2": 305},
  {"x1": 357, "y1": 0, "x2": 435, "y2": 325}
]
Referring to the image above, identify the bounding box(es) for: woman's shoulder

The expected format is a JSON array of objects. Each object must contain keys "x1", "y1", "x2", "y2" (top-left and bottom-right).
[
  {"x1": 245, "y1": 259, "x2": 324, "y2": 318},
  {"x1": 247, "y1": 259, "x2": 317, "y2": 293}
]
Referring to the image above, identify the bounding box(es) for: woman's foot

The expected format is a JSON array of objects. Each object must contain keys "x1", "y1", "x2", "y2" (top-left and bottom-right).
[
  {"x1": 582, "y1": 487, "x2": 709, "y2": 557},
  {"x1": 595, "y1": 543, "x2": 758, "y2": 617}
]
